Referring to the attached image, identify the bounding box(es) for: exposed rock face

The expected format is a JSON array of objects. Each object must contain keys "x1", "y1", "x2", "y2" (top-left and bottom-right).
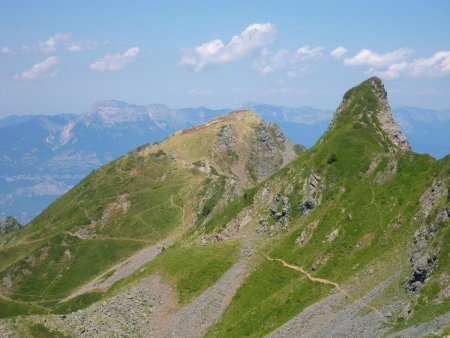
[
  {"x1": 270, "y1": 193, "x2": 290, "y2": 222},
  {"x1": 369, "y1": 77, "x2": 411, "y2": 152},
  {"x1": 0, "y1": 216, "x2": 22, "y2": 234},
  {"x1": 375, "y1": 157, "x2": 398, "y2": 184},
  {"x1": 248, "y1": 122, "x2": 296, "y2": 182},
  {"x1": 201, "y1": 208, "x2": 252, "y2": 245},
  {"x1": 420, "y1": 180, "x2": 446, "y2": 217},
  {"x1": 406, "y1": 208, "x2": 449, "y2": 292},
  {"x1": 216, "y1": 124, "x2": 236, "y2": 148},
  {"x1": 299, "y1": 173, "x2": 322, "y2": 215},
  {"x1": 327, "y1": 77, "x2": 410, "y2": 153}
]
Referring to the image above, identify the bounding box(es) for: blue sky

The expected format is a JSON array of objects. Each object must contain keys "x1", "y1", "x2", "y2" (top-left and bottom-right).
[{"x1": 1, "y1": 0, "x2": 449, "y2": 117}]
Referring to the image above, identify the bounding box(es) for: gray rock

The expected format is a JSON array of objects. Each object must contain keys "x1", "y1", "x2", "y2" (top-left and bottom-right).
[
  {"x1": 369, "y1": 78, "x2": 410, "y2": 152},
  {"x1": 216, "y1": 124, "x2": 236, "y2": 148},
  {"x1": 300, "y1": 200, "x2": 315, "y2": 215},
  {"x1": 270, "y1": 193, "x2": 290, "y2": 223},
  {"x1": 326, "y1": 229, "x2": 339, "y2": 243},
  {"x1": 398, "y1": 302, "x2": 413, "y2": 320},
  {"x1": 0, "y1": 216, "x2": 22, "y2": 234},
  {"x1": 405, "y1": 208, "x2": 447, "y2": 292}
]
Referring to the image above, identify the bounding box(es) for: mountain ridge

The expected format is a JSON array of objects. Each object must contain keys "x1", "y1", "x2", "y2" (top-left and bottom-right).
[
  {"x1": 0, "y1": 91, "x2": 448, "y2": 224},
  {"x1": 0, "y1": 77, "x2": 448, "y2": 337}
]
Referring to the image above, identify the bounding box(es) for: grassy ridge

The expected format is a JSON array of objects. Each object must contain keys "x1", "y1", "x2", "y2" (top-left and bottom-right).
[
  {"x1": 0, "y1": 148, "x2": 200, "y2": 306},
  {"x1": 206, "y1": 79, "x2": 450, "y2": 336}
]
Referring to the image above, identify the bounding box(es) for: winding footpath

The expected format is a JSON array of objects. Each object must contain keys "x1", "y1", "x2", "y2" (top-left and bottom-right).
[{"x1": 263, "y1": 254, "x2": 395, "y2": 325}]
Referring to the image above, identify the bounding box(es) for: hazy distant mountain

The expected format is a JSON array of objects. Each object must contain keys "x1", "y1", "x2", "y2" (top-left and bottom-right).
[
  {"x1": 0, "y1": 102, "x2": 229, "y2": 223},
  {"x1": 0, "y1": 100, "x2": 448, "y2": 223},
  {"x1": 241, "y1": 102, "x2": 332, "y2": 148},
  {"x1": 392, "y1": 106, "x2": 450, "y2": 159}
]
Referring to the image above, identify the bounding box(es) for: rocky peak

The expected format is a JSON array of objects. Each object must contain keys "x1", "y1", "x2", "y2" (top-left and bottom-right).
[
  {"x1": 328, "y1": 77, "x2": 411, "y2": 152},
  {"x1": 368, "y1": 77, "x2": 411, "y2": 152},
  {"x1": 0, "y1": 216, "x2": 22, "y2": 234},
  {"x1": 368, "y1": 76, "x2": 387, "y2": 100}
]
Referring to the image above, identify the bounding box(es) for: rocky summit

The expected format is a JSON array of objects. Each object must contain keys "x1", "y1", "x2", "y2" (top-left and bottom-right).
[
  {"x1": 0, "y1": 216, "x2": 22, "y2": 235},
  {"x1": 0, "y1": 77, "x2": 448, "y2": 337}
]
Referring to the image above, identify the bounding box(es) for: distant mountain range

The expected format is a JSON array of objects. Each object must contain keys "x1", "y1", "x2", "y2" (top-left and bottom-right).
[{"x1": 1, "y1": 100, "x2": 449, "y2": 223}]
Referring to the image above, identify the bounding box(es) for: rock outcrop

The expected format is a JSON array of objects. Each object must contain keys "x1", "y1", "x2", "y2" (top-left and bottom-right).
[
  {"x1": 406, "y1": 208, "x2": 449, "y2": 292},
  {"x1": 247, "y1": 121, "x2": 296, "y2": 182},
  {"x1": 299, "y1": 173, "x2": 322, "y2": 215},
  {"x1": 270, "y1": 193, "x2": 290, "y2": 223},
  {"x1": 0, "y1": 216, "x2": 22, "y2": 234},
  {"x1": 369, "y1": 78, "x2": 411, "y2": 152},
  {"x1": 327, "y1": 77, "x2": 410, "y2": 153}
]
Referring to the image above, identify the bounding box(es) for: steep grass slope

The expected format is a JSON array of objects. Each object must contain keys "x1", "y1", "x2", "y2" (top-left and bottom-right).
[
  {"x1": 203, "y1": 77, "x2": 449, "y2": 337},
  {"x1": 0, "y1": 110, "x2": 295, "y2": 315}
]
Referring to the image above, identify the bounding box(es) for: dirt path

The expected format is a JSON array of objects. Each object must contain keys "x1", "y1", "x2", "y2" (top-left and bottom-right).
[
  {"x1": 264, "y1": 255, "x2": 394, "y2": 325},
  {"x1": 63, "y1": 238, "x2": 172, "y2": 302}
]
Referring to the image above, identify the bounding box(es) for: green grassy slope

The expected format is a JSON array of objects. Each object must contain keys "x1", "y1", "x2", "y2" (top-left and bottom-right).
[
  {"x1": 205, "y1": 78, "x2": 449, "y2": 337},
  {"x1": 0, "y1": 110, "x2": 293, "y2": 314},
  {"x1": 0, "y1": 78, "x2": 447, "y2": 337}
]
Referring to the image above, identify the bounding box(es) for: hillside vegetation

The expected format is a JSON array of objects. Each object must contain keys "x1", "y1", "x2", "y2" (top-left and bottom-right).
[
  {"x1": 0, "y1": 78, "x2": 448, "y2": 337},
  {"x1": 0, "y1": 110, "x2": 294, "y2": 314}
]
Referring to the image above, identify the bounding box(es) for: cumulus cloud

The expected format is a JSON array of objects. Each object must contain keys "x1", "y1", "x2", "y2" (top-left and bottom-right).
[
  {"x1": 252, "y1": 45, "x2": 323, "y2": 77},
  {"x1": 372, "y1": 51, "x2": 450, "y2": 79},
  {"x1": 90, "y1": 47, "x2": 140, "y2": 72},
  {"x1": 179, "y1": 23, "x2": 276, "y2": 71},
  {"x1": 330, "y1": 46, "x2": 347, "y2": 59},
  {"x1": 13, "y1": 56, "x2": 58, "y2": 80},
  {"x1": 344, "y1": 47, "x2": 412, "y2": 68},
  {"x1": 38, "y1": 33, "x2": 72, "y2": 53},
  {"x1": 295, "y1": 45, "x2": 324, "y2": 60},
  {"x1": 252, "y1": 48, "x2": 289, "y2": 75},
  {"x1": 2, "y1": 33, "x2": 102, "y2": 55}
]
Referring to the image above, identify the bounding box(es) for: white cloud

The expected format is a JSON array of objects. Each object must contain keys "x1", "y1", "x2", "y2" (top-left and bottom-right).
[
  {"x1": 344, "y1": 48, "x2": 412, "y2": 68},
  {"x1": 252, "y1": 48, "x2": 289, "y2": 75},
  {"x1": 90, "y1": 47, "x2": 140, "y2": 72},
  {"x1": 252, "y1": 45, "x2": 322, "y2": 77},
  {"x1": 179, "y1": 23, "x2": 276, "y2": 71},
  {"x1": 408, "y1": 51, "x2": 450, "y2": 77},
  {"x1": 330, "y1": 46, "x2": 347, "y2": 59},
  {"x1": 13, "y1": 56, "x2": 58, "y2": 80},
  {"x1": 295, "y1": 45, "x2": 324, "y2": 60},
  {"x1": 368, "y1": 51, "x2": 450, "y2": 79},
  {"x1": 1, "y1": 47, "x2": 14, "y2": 55},
  {"x1": 369, "y1": 61, "x2": 408, "y2": 80},
  {"x1": 38, "y1": 33, "x2": 72, "y2": 53},
  {"x1": 66, "y1": 38, "x2": 102, "y2": 52},
  {"x1": 3, "y1": 33, "x2": 102, "y2": 55}
]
